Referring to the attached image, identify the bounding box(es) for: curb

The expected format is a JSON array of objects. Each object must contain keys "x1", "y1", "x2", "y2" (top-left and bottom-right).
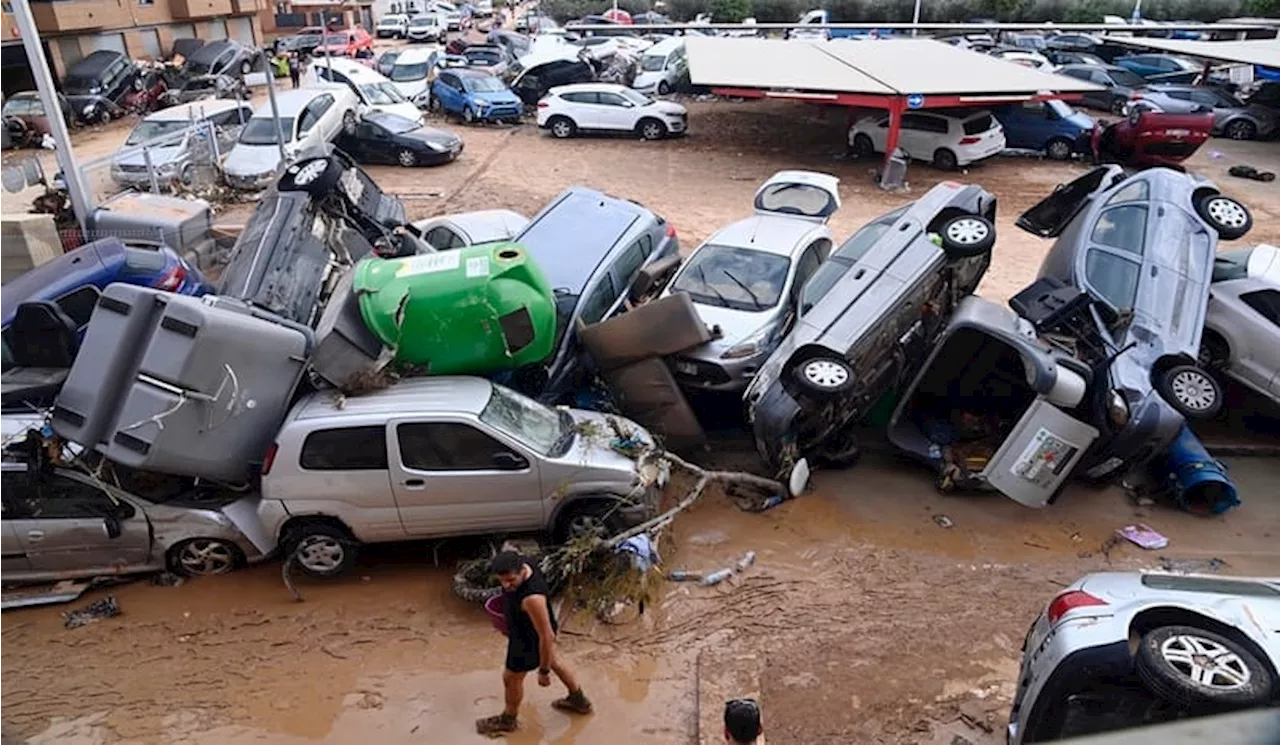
[{"x1": 1201, "y1": 442, "x2": 1280, "y2": 458}]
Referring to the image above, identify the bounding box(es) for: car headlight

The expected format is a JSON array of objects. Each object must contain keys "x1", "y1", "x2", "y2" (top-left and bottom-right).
[
  {"x1": 157, "y1": 161, "x2": 178, "y2": 175},
  {"x1": 1107, "y1": 389, "x2": 1130, "y2": 428},
  {"x1": 474, "y1": 99, "x2": 490, "y2": 107},
  {"x1": 82, "y1": 104, "x2": 96, "y2": 115},
  {"x1": 721, "y1": 324, "x2": 774, "y2": 360}
]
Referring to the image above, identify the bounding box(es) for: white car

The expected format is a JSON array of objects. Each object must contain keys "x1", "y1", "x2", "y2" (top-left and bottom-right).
[
  {"x1": 376, "y1": 14, "x2": 409, "y2": 38},
  {"x1": 633, "y1": 37, "x2": 687, "y2": 96},
  {"x1": 992, "y1": 49, "x2": 1053, "y2": 69},
  {"x1": 1009, "y1": 572, "x2": 1280, "y2": 745},
  {"x1": 474, "y1": 0, "x2": 493, "y2": 16},
  {"x1": 221, "y1": 85, "x2": 360, "y2": 191},
  {"x1": 661, "y1": 171, "x2": 840, "y2": 393},
  {"x1": 407, "y1": 14, "x2": 446, "y2": 43},
  {"x1": 1201, "y1": 244, "x2": 1280, "y2": 407},
  {"x1": 411, "y1": 209, "x2": 529, "y2": 250},
  {"x1": 537, "y1": 83, "x2": 688, "y2": 141},
  {"x1": 389, "y1": 46, "x2": 443, "y2": 106},
  {"x1": 847, "y1": 109, "x2": 1006, "y2": 170},
  {"x1": 304, "y1": 57, "x2": 422, "y2": 124}
]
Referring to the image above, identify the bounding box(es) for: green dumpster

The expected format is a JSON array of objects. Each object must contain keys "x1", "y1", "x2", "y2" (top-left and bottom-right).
[{"x1": 354, "y1": 242, "x2": 556, "y2": 375}]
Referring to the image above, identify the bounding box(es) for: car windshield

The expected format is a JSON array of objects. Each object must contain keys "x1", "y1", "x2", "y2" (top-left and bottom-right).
[
  {"x1": 465, "y1": 49, "x2": 501, "y2": 65},
  {"x1": 619, "y1": 88, "x2": 653, "y2": 106},
  {"x1": 1211, "y1": 247, "x2": 1255, "y2": 282},
  {"x1": 2, "y1": 98, "x2": 35, "y2": 115},
  {"x1": 391, "y1": 62, "x2": 430, "y2": 81},
  {"x1": 125, "y1": 119, "x2": 191, "y2": 145},
  {"x1": 238, "y1": 117, "x2": 293, "y2": 145},
  {"x1": 375, "y1": 113, "x2": 420, "y2": 134},
  {"x1": 464, "y1": 75, "x2": 506, "y2": 92},
  {"x1": 479, "y1": 385, "x2": 566, "y2": 456},
  {"x1": 641, "y1": 54, "x2": 665, "y2": 71},
  {"x1": 411, "y1": 16, "x2": 435, "y2": 26},
  {"x1": 1110, "y1": 68, "x2": 1147, "y2": 88},
  {"x1": 359, "y1": 82, "x2": 408, "y2": 104},
  {"x1": 671, "y1": 245, "x2": 790, "y2": 312},
  {"x1": 1047, "y1": 99, "x2": 1077, "y2": 117}
]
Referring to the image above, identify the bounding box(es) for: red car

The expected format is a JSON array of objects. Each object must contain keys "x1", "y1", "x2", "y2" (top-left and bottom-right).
[
  {"x1": 121, "y1": 68, "x2": 170, "y2": 115},
  {"x1": 315, "y1": 27, "x2": 374, "y2": 60},
  {"x1": 1092, "y1": 108, "x2": 1213, "y2": 169}
]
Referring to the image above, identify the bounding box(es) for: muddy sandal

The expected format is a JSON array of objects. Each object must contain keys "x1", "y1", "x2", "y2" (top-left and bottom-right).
[
  {"x1": 552, "y1": 689, "x2": 593, "y2": 715},
  {"x1": 475, "y1": 713, "x2": 518, "y2": 736}
]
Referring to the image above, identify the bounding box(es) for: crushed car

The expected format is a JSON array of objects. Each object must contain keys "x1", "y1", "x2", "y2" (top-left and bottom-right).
[
  {"x1": 1093, "y1": 107, "x2": 1214, "y2": 170},
  {"x1": 744, "y1": 180, "x2": 996, "y2": 477},
  {"x1": 1201, "y1": 243, "x2": 1280, "y2": 409}
]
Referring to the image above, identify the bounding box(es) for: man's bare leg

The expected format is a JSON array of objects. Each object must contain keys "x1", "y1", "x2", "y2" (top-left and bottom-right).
[
  {"x1": 550, "y1": 659, "x2": 592, "y2": 715},
  {"x1": 476, "y1": 670, "x2": 525, "y2": 736}
]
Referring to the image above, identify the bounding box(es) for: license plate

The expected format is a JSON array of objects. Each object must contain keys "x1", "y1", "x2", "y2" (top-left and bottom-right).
[
  {"x1": 1164, "y1": 129, "x2": 1191, "y2": 137},
  {"x1": 674, "y1": 361, "x2": 697, "y2": 376}
]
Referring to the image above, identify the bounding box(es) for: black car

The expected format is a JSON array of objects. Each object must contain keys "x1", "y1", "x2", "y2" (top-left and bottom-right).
[
  {"x1": 336, "y1": 111, "x2": 463, "y2": 167},
  {"x1": 509, "y1": 58, "x2": 595, "y2": 106},
  {"x1": 61, "y1": 50, "x2": 140, "y2": 124},
  {"x1": 1044, "y1": 50, "x2": 1106, "y2": 67},
  {"x1": 1056, "y1": 64, "x2": 1150, "y2": 114},
  {"x1": 184, "y1": 40, "x2": 258, "y2": 79},
  {"x1": 376, "y1": 50, "x2": 401, "y2": 78},
  {"x1": 275, "y1": 32, "x2": 324, "y2": 57}
]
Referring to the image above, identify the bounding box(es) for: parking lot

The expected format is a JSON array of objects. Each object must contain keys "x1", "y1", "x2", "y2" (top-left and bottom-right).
[{"x1": 4, "y1": 31, "x2": 1280, "y2": 745}]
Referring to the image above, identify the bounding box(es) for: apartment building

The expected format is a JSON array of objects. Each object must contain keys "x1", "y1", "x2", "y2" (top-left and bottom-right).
[{"x1": 1, "y1": 0, "x2": 265, "y2": 95}]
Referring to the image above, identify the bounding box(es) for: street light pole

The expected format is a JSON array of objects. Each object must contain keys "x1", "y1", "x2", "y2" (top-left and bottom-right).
[
  {"x1": 912, "y1": 0, "x2": 922, "y2": 37},
  {"x1": 10, "y1": 0, "x2": 95, "y2": 232},
  {"x1": 260, "y1": 49, "x2": 288, "y2": 165}
]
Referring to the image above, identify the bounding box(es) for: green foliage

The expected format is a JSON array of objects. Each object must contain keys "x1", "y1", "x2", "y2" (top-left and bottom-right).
[{"x1": 710, "y1": 0, "x2": 753, "y2": 21}]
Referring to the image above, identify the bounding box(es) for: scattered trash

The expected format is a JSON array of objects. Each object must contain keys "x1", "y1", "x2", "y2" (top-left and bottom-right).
[
  {"x1": 667, "y1": 569, "x2": 702, "y2": 582},
  {"x1": 735, "y1": 551, "x2": 757, "y2": 572},
  {"x1": 1228, "y1": 164, "x2": 1275, "y2": 182},
  {"x1": 616, "y1": 534, "x2": 660, "y2": 572},
  {"x1": 1159, "y1": 556, "x2": 1227, "y2": 574},
  {"x1": 752, "y1": 493, "x2": 790, "y2": 512},
  {"x1": 1207, "y1": 150, "x2": 1223, "y2": 159},
  {"x1": 934, "y1": 514, "x2": 955, "y2": 529},
  {"x1": 63, "y1": 596, "x2": 121, "y2": 629},
  {"x1": 700, "y1": 568, "x2": 734, "y2": 586},
  {"x1": 1161, "y1": 425, "x2": 1241, "y2": 515},
  {"x1": 150, "y1": 572, "x2": 185, "y2": 587},
  {"x1": 1117, "y1": 524, "x2": 1169, "y2": 550}
]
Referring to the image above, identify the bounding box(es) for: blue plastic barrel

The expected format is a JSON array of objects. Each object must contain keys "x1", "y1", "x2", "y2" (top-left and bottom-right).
[{"x1": 1164, "y1": 425, "x2": 1240, "y2": 514}]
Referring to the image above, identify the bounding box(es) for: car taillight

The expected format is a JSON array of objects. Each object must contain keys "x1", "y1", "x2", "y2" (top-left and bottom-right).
[
  {"x1": 1131, "y1": 92, "x2": 1144, "y2": 100},
  {"x1": 958, "y1": 136, "x2": 981, "y2": 145},
  {"x1": 1046, "y1": 590, "x2": 1108, "y2": 625},
  {"x1": 262, "y1": 443, "x2": 278, "y2": 476},
  {"x1": 537, "y1": 100, "x2": 549, "y2": 108},
  {"x1": 154, "y1": 264, "x2": 187, "y2": 292},
  {"x1": 666, "y1": 222, "x2": 677, "y2": 239}
]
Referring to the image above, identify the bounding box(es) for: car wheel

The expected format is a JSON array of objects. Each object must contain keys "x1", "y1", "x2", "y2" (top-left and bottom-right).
[
  {"x1": 1157, "y1": 364, "x2": 1222, "y2": 419},
  {"x1": 169, "y1": 538, "x2": 241, "y2": 577},
  {"x1": 657, "y1": 80, "x2": 671, "y2": 95},
  {"x1": 397, "y1": 148, "x2": 417, "y2": 167},
  {"x1": 96, "y1": 108, "x2": 112, "y2": 125},
  {"x1": 1194, "y1": 193, "x2": 1252, "y2": 241},
  {"x1": 179, "y1": 163, "x2": 195, "y2": 187},
  {"x1": 852, "y1": 133, "x2": 875, "y2": 158},
  {"x1": 463, "y1": 106, "x2": 476, "y2": 124},
  {"x1": 938, "y1": 213, "x2": 996, "y2": 258},
  {"x1": 278, "y1": 156, "x2": 340, "y2": 194},
  {"x1": 932, "y1": 148, "x2": 959, "y2": 171},
  {"x1": 1111, "y1": 97, "x2": 1127, "y2": 115},
  {"x1": 240, "y1": 59, "x2": 252, "y2": 76},
  {"x1": 1045, "y1": 137, "x2": 1074, "y2": 161},
  {"x1": 342, "y1": 109, "x2": 357, "y2": 136},
  {"x1": 428, "y1": 95, "x2": 441, "y2": 112},
  {"x1": 638, "y1": 118, "x2": 666, "y2": 141},
  {"x1": 1136, "y1": 625, "x2": 1272, "y2": 708},
  {"x1": 1198, "y1": 332, "x2": 1229, "y2": 369},
  {"x1": 793, "y1": 355, "x2": 856, "y2": 395},
  {"x1": 548, "y1": 115, "x2": 576, "y2": 139},
  {"x1": 285, "y1": 521, "x2": 359, "y2": 578},
  {"x1": 1224, "y1": 119, "x2": 1256, "y2": 141},
  {"x1": 553, "y1": 500, "x2": 625, "y2": 544}
]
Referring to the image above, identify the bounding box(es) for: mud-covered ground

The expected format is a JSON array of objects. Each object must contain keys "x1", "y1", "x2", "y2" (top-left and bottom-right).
[{"x1": 4, "y1": 54, "x2": 1280, "y2": 745}]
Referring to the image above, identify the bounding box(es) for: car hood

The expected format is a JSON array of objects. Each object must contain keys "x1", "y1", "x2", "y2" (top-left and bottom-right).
[
  {"x1": 377, "y1": 102, "x2": 424, "y2": 122},
  {"x1": 401, "y1": 127, "x2": 461, "y2": 148},
  {"x1": 114, "y1": 143, "x2": 184, "y2": 168},
  {"x1": 470, "y1": 89, "x2": 521, "y2": 105},
  {"x1": 684, "y1": 301, "x2": 780, "y2": 355},
  {"x1": 539, "y1": 409, "x2": 653, "y2": 486},
  {"x1": 223, "y1": 144, "x2": 282, "y2": 176},
  {"x1": 648, "y1": 101, "x2": 685, "y2": 116},
  {"x1": 1065, "y1": 111, "x2": 1096, "y2": 131}
]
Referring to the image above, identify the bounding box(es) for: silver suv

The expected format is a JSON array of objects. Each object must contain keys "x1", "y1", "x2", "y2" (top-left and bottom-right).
[{"x1": 258, "y1": 376, "x2": 658, "y2": 577}]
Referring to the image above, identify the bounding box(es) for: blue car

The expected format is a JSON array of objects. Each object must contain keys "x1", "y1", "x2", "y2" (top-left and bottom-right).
[
  {"x1": 992, "y1": 100, "x2": 1096, "y2": 161},
  {"x1": 429, "y1": 68, "x2": 523, "y2": 124},
  {"x1": 1114, "y1": 54, "x2": 1201, "y2": 84},
  {"x1": 2, "y1": 237, "x2": 213, "y2": 337}
]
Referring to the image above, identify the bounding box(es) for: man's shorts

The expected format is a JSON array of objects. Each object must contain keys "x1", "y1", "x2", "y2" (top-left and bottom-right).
[{"x1": 505, "y1": 634, "x2": 541, "y2": 673}]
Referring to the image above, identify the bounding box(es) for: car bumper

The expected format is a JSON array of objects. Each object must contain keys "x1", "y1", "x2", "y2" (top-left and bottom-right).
[
  {"x1": 749, "y1": 382, "x2": 806, "y2": 471},
  {"x1": 224, "y1": 171, "x2": 276, "y2": 191},
  {"x1": 112, "y1": 167, "x2": 178, "y2": 188},
  {"x1": 957, "y1": 138, "x2": 1006, "y2": 164},
  {"x1": 475, "y1": 105, "x2": 522, "y2": 120},
  {"x1": 1009, "y1": 625, "x2": 1129, "y2": 745},
  {"x1": 671, "y1": 352, "x2": 763, "y2": 392},
  {"x1": 665, "y1": 116, "x2": 688, "y2": 134}
]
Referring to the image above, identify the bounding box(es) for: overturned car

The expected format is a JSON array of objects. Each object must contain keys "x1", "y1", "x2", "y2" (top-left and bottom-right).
[{"x1": 744, "y1": 180, "x2": 996, "y2": 477}]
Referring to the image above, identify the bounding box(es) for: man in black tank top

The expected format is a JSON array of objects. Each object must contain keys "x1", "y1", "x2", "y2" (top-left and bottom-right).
[{"x1": 476, "y1": 551, "x2": 593, "y2": 736}]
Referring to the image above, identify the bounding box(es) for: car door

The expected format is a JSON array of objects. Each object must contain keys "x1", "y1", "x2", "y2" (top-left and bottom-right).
[
  {"x1": 560, "y1": 90, "x2": 596, "y2": 127},
  {"x1": 1089, "y1": 70, "x2": 1116, "y2": 108},
  {"x1": 896, "y1": 113, "x2": 933, "y2": 159},
  {"x1": 4, "y1": 470, "x2": 152, "y2": 575},
  {"x1": 595, "y1": 90, "x2": 637, "y2": 131},
  {"x1": 435, "y1": 72, "x2": 462, "y2": 113},
  {"x1": 388, "y1": 419, "x2": 544, "y2": 535},
  {"x1": 2, "y1": 480, "x2": 33, "y2": 577},
  {"x1": 1006, "y1": 101, "x2": 1050, "y2": 149},
  {"x1": 1237, "y1": 288, "x2": 1280, "y2": 395}
]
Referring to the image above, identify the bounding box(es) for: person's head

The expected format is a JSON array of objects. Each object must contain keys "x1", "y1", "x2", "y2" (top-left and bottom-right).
[
  {"x1": 491, "y1": 551, "x2": 528, "y2": 592},
  {"x1": 724, "y1": 698, "x2": 761, "y2": 744}
]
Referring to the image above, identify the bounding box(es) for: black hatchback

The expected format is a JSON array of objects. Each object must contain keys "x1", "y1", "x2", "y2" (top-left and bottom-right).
[{"x1": 336, "y1": 111, "x2": 463, "y2": 168}]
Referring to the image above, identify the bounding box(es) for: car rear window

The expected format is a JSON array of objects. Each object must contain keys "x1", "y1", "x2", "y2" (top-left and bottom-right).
[
  {"x1": 963, "y1": 114, "x2": 995, "y2": 135},
  {"x1": 300, "y1": 426, "x2": 388, "y2": 470}
]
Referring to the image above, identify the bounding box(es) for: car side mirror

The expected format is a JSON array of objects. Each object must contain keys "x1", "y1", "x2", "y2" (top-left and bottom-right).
[
  {"x1": 102, "y1": 515, "x2": 122, "y2": 540},
  {"x1": 492, "y1": 451, "x2": 527, "y2": 470}
]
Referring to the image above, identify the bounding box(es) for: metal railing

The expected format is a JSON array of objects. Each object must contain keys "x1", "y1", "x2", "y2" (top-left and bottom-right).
[{"x1": 74, "y1": 117, "x2": 240, "y2": 205}]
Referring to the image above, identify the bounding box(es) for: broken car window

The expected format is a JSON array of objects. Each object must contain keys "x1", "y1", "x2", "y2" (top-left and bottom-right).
[
  {"x1": 477, "y1": 385, "x2": 564, "y2": 455},
  {"x1": 671, "y1": 245, "x2": 789, "y2": 312}
]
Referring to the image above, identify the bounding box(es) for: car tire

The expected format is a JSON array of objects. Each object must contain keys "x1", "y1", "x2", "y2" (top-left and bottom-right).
[
  {"x1": 1194, "y1": 193, "x2": 1252, "y2": 241},
  {"x1": 96, "y1": 108, "x2": 112, "y2": 125},
  {"x1": 1157, "y1": 364, "x2": 1223, "y2": 419},
  {"x1": 240, "y1": 59, "x2": 252, "y2": 76},
  {"x1": 638, "y1": 117, "x2": 666, "y2": 141},
  {"x1": 462, "y1": 106, "x2": 476, "y2": 124},
  {"x1": 397, "y1": 148, "x2": 417, "y2": 167},
  {"x1": 657, "y1": 80, "x2": 671, "y2": 95},
  {"x1": 342, "y1": 109, "x2": 357, "y2": 136},
  {"x1": 1045, "y1": 137, "x2": 1074, "y2": 161},
  {"x1": 1224, "y1": 119, "x2": 1256, "y2": 141},
  {"x1": 553, "y1": 499, "x2": 626, "y2": 545},
  {"x1": 938, "y1": 213, "x2": 996, "y2": 258},
  {"x1": 284, "y1": 521, "x2": 359, "y2": 578},
  {"x1": 428, "y1": 95, "x2": 441, "y2": 112},
  {"x1": 1111, "y1": 97, "x2": 1127, "y2": 115},
  {"x1": 278, "y1": 156, "x2": 341, "y2": 194},
  {"x1": 168, "y1": 537, "x2": 242, "y2": 577},
  {"x1": 793, "y1": 355, "x2": 856, "y2": 396},
  {"x1": 1136, "y1": 625, "x2": 1272, "y2": 709},
  {"x1": 851, "y1": 133, "x2": 875, "y2": 158},
  {"x1": 179, "y1": 163, "x2": 195, "y2": 187},
  {"x1": 1198, "y1": 332, "x2": 1229, "y2": 369},
  {"x1": 548, "y1": 115, "x2": 576, "y2": 139},
  {"x1": 932, "y1": 148, "x2": 959, "y2": 170}
]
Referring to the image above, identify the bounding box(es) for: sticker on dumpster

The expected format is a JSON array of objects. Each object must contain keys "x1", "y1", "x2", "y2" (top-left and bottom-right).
[
  {"x1": 397, "y1": 252, "x2": 461, "y2": 277},
  {"x1": 466, "y1": 255, "x2": 490, "y2": 278},
  {"x1": 1011, "y1": 427, "x2": 1080, "y2": 489}
]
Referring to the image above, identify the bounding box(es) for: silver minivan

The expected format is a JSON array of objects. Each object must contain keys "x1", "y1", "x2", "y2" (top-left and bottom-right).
[{"x1": 257, "y1": 376, "x2": 661, "y2": 577}]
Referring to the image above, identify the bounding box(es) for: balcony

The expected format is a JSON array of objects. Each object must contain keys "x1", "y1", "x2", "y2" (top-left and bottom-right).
[
  {"x1": 169, "y1": 0, "x2": 233, "y2": 19},
  {"x1": 30, "y1": 0, "x2": 130, "y2": 33}
]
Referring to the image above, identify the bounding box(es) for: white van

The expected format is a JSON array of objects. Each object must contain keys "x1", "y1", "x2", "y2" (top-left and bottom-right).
[
  {"x1": 389, "y1": 46, "x2": 443, "y2": 106},
  {"x1": 305, "y1": 57, "x2": 423, "y2": 123},
  {"x1": 632, "y1": 37, "x2": 686, "y2": 96}
]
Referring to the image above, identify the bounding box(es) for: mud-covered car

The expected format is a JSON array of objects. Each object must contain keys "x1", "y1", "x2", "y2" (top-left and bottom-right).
[
  {"x1": 1014, "y1": 165, "x2": 1252, "y2": 483},
  {"x1": 743, "y1": 181, "x2": 996, "y2": 477}
]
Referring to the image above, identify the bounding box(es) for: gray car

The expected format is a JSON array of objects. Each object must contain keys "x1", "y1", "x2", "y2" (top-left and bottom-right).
[
  {"x1": 1016, "y1": 165, "x2": 1253, "y2": 482},
  {"x1": 257, "y1": 376, "x2": 662, "y2": 577},
  {"x1": 511, "y1": 186, "x2": 680, "y2": 403},
  {"x1": 1202, "y1": 244, "x2": 1280, "y2": 407},
  {"x1": 743, "y1": 180, "x2": 996, "y2": 477},
  {"x1": 1057, "y1": 64, "x2": 1150, "y2": 114},
  {"x1": 662, "y1": 171, "x2": 840, "y2": 393},
  {"x1": 1134, "y1": 84, "x2": 1279, "y2": 140},
  {"x1": 110, "y1": 99, "x2": 252, "y2": 189},
  {"x1": 1008, "y1": 572, "x2": 1279, "y2": 744},
  {"x1": 1, "y1": 458, "x2": 270, "y2": 584}
]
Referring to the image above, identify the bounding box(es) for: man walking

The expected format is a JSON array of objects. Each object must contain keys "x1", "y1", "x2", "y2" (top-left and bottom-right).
[
  {"x1": 725, "y1": 698, "x2": 763, "y2": 744},
  {"x1": 288, "y1": 52, "x2": 302, "y2": 89},
  {"x1": 476, "y1": 551, "x2": 592, "y2": 736}
]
